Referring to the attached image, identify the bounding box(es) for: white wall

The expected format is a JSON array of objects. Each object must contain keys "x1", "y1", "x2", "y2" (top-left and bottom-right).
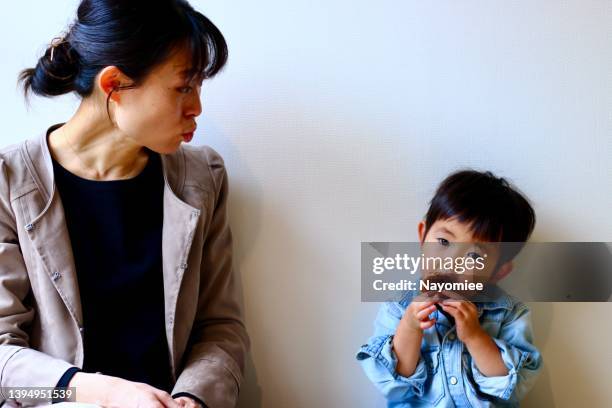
[{"x1": 2, "y1": 1, "x2": 611, "y2": 407}]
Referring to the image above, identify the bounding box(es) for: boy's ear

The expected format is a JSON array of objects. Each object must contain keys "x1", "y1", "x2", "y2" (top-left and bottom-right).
[
  {"x1": 418, "y1": 221, "x2": 426, "y2": 243},
  {"x1": 491, "y1": 261, "x2": 513, "y2": 283}
]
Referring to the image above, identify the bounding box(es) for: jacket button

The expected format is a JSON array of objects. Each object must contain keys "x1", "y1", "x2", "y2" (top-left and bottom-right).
[
  {"x1": 51, "y1": 271, "x2": 61, "y2": 281},
  {"x1": 79, "y1": 327, "x2": 85, "y2": 334},
  {"x1": 24, "y1": 223, "x2": 34, "y2": 231},
  {"x1": 179, "y1": 263, "x2": 188, "y2": 269}
]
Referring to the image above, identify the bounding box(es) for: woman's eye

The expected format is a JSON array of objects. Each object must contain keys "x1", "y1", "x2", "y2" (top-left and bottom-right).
[{"x1": 437, "y1": 238, "x2": 450, "y2": 246}]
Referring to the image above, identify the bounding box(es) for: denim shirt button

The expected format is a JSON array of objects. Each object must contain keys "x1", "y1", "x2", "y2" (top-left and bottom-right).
[
  {"x1": 450, "y1": 376, "x2": 458, "y2": 385},
  {"x1": 448, "y1": 333, "x2": 456, "y2": 341}
]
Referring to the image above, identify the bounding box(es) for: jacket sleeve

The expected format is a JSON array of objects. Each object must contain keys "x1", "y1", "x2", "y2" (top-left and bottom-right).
[
  {"x1": 470, "y1": 303, "x2": 542, "y2": 401},
  {"x1": 356, "y1": 299, "x2": 430, "y2": 402},
  {"x1": 0, "y1": 157, "x2": 75, "y2": 405},
  {"x1": 171, "y1": 148, "x2": 250, "y2": 408}
]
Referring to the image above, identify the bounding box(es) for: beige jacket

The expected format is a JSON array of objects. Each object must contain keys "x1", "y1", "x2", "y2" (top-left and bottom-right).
[{"x1": 0, "y1": 125, "x2": 249, "y2": 407}]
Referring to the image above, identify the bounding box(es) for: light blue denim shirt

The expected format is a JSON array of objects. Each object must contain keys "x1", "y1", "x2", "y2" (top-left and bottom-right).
[{"x1": 356, "y1": 291, "x2": 542, "y2": 407}]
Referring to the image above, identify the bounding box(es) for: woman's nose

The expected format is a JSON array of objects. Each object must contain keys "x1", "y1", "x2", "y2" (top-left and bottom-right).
[{"x1": 185, "y1": 92, "x2": 203, "y2": 117}]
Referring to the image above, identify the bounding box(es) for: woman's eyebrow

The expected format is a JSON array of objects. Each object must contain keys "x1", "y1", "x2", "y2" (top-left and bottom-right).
[
  {"x1": 173, "y1": 65, "x2": 193, "y2": 76},
  {"x1": 176, "y1": 68, "x2": 191, "y2": 78},
  {"x1": 176, "y1": 68, "x2": 204, "y2": 84}
]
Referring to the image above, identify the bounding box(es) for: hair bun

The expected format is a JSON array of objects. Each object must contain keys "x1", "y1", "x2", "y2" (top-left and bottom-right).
[{"x1": 19, "y1": 38, "x2": 80, "y2": 98}]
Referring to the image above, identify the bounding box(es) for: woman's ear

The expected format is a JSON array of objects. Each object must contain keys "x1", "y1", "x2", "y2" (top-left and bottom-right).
[
  {"x1": 97, "y1": 66, "x2": 123, "y2": 102},
  {"x1": 418, "y1": 221, "x2": 426, "y2": 243},
  {"x1": 491, "y1": 261, "x2": 513, "y2": 283}
]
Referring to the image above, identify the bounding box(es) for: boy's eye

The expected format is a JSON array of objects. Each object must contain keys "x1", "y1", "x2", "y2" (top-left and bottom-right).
[
  {"x1": 466, "y1": 251, "x2": 483, "y2": 260},
  {"x1": 437, "y1": 238, "x2": 450, "y2": 246}
]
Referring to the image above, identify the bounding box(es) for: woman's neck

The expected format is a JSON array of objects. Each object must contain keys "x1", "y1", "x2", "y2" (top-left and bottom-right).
[{"x1": 48, "y1": 99, "x2": 150, "y2": 181}]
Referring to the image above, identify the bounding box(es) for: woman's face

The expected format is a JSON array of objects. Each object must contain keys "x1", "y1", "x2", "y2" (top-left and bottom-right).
[{"x1": 110, "y1": 45, "x2": 204, "y2": 154}]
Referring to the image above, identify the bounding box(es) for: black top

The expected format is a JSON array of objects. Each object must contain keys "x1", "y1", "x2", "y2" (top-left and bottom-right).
[{"x1": 52, "y1": 149, "x2": 173, "y2": 392}]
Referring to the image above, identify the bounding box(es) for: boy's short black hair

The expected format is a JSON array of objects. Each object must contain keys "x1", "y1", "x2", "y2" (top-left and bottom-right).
[{"x1": 424, "y1": 170, "x2": 536, "y2": 264}]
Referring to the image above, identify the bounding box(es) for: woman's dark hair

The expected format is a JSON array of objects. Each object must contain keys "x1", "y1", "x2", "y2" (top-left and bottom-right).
[
  {"x1": 18, "y1": 0, "x2": 227, "y2": 109},
  {"x1": 424, "y1": 170, "x2": 536, "y2": 263}
]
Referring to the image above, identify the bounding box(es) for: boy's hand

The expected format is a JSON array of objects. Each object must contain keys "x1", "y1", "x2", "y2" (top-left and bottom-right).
[
  {"x1": 402, "y1": 299, "x2": 438, "y2": 331},
  {"x1": 439, "y1": 299, "x2": 487, "y2": 344},
  {"x1": 392, "y1": 298, "x2": 437, "y2": 377},
  {"x1": 439, "y1": 296, "x2": 509, "y2": 377}
]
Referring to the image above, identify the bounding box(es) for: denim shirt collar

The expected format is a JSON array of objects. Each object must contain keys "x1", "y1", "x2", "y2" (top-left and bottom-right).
[{"x1": 475, "y1": 285, "x2": 514, "y2": 313}]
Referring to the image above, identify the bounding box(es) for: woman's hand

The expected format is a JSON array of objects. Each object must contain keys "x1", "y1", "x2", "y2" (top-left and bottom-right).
[
  {"x1": 174, "y1": 396, "x2": 201, "y2": 407},
  {"x1": 69, "y1": 372, "x2": 182, "y2": 408}
]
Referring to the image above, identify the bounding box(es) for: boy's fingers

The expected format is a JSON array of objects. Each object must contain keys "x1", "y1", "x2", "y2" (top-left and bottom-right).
[
  {"x1": 420, "y1": 319, "x2": 435, "y2": 329},
  {"x1": 414, "y1": 300, "x2": 435, "y2": 310},
  {"x1": 441, "y1": 300, "x2": 462, "y2": 308},
  {"x1": 442, "y1": 303, "x2": 470, "y2": 320},
  {"x1": 446, "y1": 299, "x2": 476, "y2": 315},
  {"x1": 440, "y1": 304, "x2": 460, "y2": 317},
  {"x1": 440, "y1": 301, "x2": 458, "y2": 308},
  {"x1": 417, "y1": 302, "x2": 436, "y2": 312},
  {"x1": 415, "y1": 305, "x2": 436, "y2": 320},
  {"x1": 464, "y1": 301, "x2": 478, "y2": 312}
]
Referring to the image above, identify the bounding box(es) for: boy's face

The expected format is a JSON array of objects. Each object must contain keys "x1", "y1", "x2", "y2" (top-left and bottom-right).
[{"x1": 418, "y1": 217, "x2": 512, "y2": 285}]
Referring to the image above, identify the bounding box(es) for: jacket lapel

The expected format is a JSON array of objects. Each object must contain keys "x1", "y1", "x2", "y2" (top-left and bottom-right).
[
  {"x1": 21, "y1": 129, "x2": 84, "y2": 328},
  {"x1": 160, "y1": 151, "x2": 201, "y2": 378}
]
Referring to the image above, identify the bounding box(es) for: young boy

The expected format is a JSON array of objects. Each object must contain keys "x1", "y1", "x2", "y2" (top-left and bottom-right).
[{"x1": 357, "y1": 170, "x2": 542, "y2": 407}]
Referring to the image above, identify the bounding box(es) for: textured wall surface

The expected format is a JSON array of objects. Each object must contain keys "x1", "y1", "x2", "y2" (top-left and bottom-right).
[{"x1": 2, "y1": 1, "x2": 610, "y2": 407}]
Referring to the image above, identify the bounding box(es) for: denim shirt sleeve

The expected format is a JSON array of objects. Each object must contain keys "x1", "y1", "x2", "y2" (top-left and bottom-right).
[
  {"x1": 470, "y1": 302, "x2": 542, "y2": 401},
  {"x1": 356, "y1": 300, "x2": 429, "y2": 402}
]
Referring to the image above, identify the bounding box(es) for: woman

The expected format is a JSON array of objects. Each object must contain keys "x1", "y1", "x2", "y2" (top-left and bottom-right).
[{"x1": 0, "y1": 1, "x2": 249, "y2": 407}]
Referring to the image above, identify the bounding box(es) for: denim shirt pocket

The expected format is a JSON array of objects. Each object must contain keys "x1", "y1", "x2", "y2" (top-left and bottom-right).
[{"x1": 420, "y1": 345, "x2": 446, "y2": 405}]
